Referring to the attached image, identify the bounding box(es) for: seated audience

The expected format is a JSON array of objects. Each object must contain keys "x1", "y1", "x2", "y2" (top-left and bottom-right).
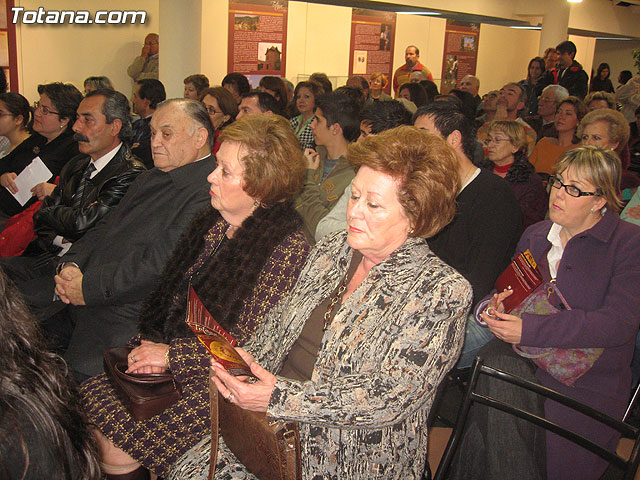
[
  {"x1": 131, "y1": 79, "x2": 166, "y2": 168},
  {"x1": 183, "y1": 74, "x2": 210, "y2": 100},
  {"x1": 258, "y1": 76, "x2": 289, "y2": 117},
  {"x1": 468, "y1": 146, "x2": 640, "y2": 480},
  {"x1": 290, "y1": 80, "x2": 323, "y2": 151},
  {"x1": 589, "y1": 62, "x2": 615, "y2": 94},
  {"x1": 47, "y1": 98, "x2": 215, "y2": 382},
  {"x1": 334, "y1": 85, "x2": 366, "y2": 111},
  {"x1": 200, "y1": 86, "x2": 238, "y2": 154},
  {"x1": 346, "y1": 75, "x2": 369, "y2": 99},
  {"x1": 315, "y1": 99, "x2": 413, "y2": 241},
  {"x1": 367, "y1": 72, "x2": 392, "y2": 102},
  {"x1": 0, "y1": 83, "x2": 82, "y2": 221},
  {"x1": 398, "y1": 82, "x2": 428, "y2": 108},
  {"x1": 585, "y1": 90, "x2": 615, "y2": 111},
  {"x1": 0, "y1": 269, "x2": 101, "y2": 480},
  {"x1": 579, "y1": 108, "x2": 639, "y2": 190},
  {"x1": 169, "y1": 126, "x2": 472, "y2": 480},
  {"x1": 524, "y1": 84, "x2": 569, "y2": 141},
  {"x1": 83, "y1": 76, "x2": 114, "y2": 95},
  {"x1": 413, "y1": 101, "x2": 523, "y2": 367},
  {"x1": 309, "y1": 72, "x2": 333, "y2": 94},
  {"x1": 294, "y1": 91, "x2": 360, "y2": 241},
  {"x1": 0, "y1": 90, "x2": 145, "y2": 321},
  {"x1": 484, "y1": 120, "x2": 547, "y2": 227},
  {"x1": 615, "y1": 71, "x2": 640, "y2": 123},
  {"x1": 518, "y1": 56, "x2": 545, "y2": 115},
  {"x1": 80, "y1": 114, "x2": 310, "y2": 479},
  {"x1": 530, "y1": 96, "x2": 586, "y2": 176},
  {"x1": 0, "y1": 92, "x2": 32, "y2": 156},
  {"x1": 459, "y1": 74, "x2": 482, "y2": 111},
  {"x1": 420, "y1": 79, "x2": 439, "y2": 103},
  {"x1": 236, "y1": 91, "x2": 280, "y2": 118},
  {"x1": 222, "y1": 72, "x2": 251, "y2": 104},
  {"x1": 475, "y1": 90, "x2": 498, "y2": 128},
  {"x1": 477, "y1": 82, "x2": 537, "y2": 156},
  {"x1": 449, "y1": 88, "x2": 478, "y2": 122}
]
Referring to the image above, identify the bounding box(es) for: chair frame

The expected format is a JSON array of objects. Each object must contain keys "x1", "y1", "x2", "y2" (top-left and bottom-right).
[{"x1": 434, "y1": 356, "x2": 640, "y2": 480}]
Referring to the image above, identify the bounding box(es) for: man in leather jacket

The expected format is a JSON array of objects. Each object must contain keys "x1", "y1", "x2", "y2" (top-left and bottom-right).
[
  {"x1": 536, "y1": 40, "x2": 589, "y2": 100},
  {"x1": 0, "y1": 89, "x2": 145, "y2": 318}
]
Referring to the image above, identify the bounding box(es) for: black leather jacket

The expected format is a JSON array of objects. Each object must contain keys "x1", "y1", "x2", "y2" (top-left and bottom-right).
[
  {"x1": 536, "y1": 60, "x2": 589, "y2": 100},
  {"x1": 32, "y1": 144, "x2": 146, "y2": 253}
]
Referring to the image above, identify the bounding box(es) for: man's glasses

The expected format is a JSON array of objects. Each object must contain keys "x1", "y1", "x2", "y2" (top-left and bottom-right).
[
  {"x1": 548, "y1": 175, "x2": 598, "y2": 198},
  {"x1": 33, "y1": 101, "x2": 60, "y2": 116}
]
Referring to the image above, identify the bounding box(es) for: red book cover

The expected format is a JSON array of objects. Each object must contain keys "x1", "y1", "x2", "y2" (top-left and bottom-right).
[
  {"x1": 185, "y1": 285, "x2": 254, "y2": 377},
  {"x1": 494, "y1": 250, "x2": 543, "y2": 313}
]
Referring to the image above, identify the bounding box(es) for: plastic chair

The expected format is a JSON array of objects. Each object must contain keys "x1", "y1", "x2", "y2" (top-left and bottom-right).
[{"x1": 433, "y1": 356, "x2": 640, "y2": 480}]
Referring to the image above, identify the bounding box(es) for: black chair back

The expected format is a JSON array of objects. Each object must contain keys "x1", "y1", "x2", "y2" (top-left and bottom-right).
[{"x1": 434, "y1": 356, "x2": 640, "y2": 480}]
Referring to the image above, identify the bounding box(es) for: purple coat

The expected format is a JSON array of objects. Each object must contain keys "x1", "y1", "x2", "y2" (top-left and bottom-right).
[{"x1": 519, "y1": 211, "x2": 640, "y2": 479}]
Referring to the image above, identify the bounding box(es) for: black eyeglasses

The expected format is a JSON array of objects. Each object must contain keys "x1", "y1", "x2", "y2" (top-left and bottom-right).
[
  {"x1": 205, "y1": 105, "x2": 223, "y2": 116},
  {"x1": 548, "y1": 175, "x2": 598, "y2": 198}
]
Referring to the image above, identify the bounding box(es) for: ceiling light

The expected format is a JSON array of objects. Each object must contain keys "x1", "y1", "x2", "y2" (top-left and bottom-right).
[{"x1": 396, "y1": 11, "x2": 442, "y2": 16}]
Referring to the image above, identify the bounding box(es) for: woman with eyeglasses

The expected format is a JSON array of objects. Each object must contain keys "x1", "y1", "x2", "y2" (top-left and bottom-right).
[
  {"x1": 485, "y1": 120, "x2": 547, "y2": 228},
  {"x1": 0, "y1": 83, "x2": 81, "y2": 220},
  {"x1": 466, "y1": 146, "x2": 640, "y2": 480},
  {"x1": 199, "y1": 87, "x2": 238, "y2": 154}
]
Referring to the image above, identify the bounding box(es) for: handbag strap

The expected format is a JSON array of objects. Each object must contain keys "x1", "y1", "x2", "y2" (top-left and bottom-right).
[{"x1": 208, "y1": 369, "x2": 219, "y2": 480}]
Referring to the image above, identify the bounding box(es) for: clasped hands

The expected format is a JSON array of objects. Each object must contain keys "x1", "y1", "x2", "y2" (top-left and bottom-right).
[
  {"x1": 126, "y1": 340, "x2": 169, "y2": 374},
  {"x1": 211, "y1": 347, "x2": 277, "y2": 413},
  {"x1": 480, "y1": 289, "x2": 523, "y2": 344},
  {"x1": 54, "y1": 266, "x2": 86, "y2": 305}
]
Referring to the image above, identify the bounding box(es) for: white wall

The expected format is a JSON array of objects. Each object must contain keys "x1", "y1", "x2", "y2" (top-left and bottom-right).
[{"x1": 15, "y1": 0, "x2": 159, "y2": 102}]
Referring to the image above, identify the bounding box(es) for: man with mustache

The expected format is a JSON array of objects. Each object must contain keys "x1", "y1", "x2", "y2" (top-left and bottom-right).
[{"x1": 0, "y1": 89, "x2": 145, "y2": 322}]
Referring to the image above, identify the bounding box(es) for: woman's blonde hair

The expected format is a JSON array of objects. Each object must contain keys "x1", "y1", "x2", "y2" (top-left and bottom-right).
[
  {"x1": 488, "y1": 120, "x2": 527, "y2": 152},
  {"x1": 577, "y1": 109, "x2": 630, "y2": 155},
  {"x1": 554, "y1": 145, "x2": 623, "y2": 212}
]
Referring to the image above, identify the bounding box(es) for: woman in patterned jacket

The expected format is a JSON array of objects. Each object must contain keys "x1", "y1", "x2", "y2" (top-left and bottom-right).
[{"x1": 171, "y1": 126, "x2": 473, "y2": 479}]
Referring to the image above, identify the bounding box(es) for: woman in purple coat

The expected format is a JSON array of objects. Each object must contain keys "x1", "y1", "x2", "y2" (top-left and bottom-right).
[{"x1": 481, "y1": 146, "x2": 640, "y2": 479}]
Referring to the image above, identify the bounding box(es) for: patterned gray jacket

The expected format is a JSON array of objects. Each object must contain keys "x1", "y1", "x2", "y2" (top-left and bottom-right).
[{"x1": 247, "y1": 231, "x2": 472, "y2": 479}]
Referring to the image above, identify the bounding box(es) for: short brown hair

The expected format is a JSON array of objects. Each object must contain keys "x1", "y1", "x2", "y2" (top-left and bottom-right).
[
  {"x1": 183, "y1": 74, "x2": 209, "y2": 95},
  {"x1": 199, "y1": 86, "x2": 238, "y2": 127},
  {"x1": 584, "y1": 91, "x2": 615, "y2": 110},
  {"x1": 557, "y1": 96, "x2": 588, "y2": 122},
  {"x1": 577, "y1": 109, "x2": 630, "y2": 155},
  {"x1": 348, "y1": 126, "x2": 459, "y2": 238},
  {"x1": 555, "y1": 145, "x2": 622, "y2": 212},
  {"x1": 218, "y1": 114, "x2": 305, "y2": 206}
]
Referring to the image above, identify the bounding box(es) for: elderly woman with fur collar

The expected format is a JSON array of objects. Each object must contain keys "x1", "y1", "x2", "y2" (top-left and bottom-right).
[{"x1": 80, "y1": 115, "x2": 311, "y2": 480}]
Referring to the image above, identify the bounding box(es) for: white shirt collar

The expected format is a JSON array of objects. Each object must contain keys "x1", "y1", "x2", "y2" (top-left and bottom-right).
[
  {"x1": 546, "y1": 222, "x2": 564, "y2": 279},
  {"x1": 89, "y1": 142, "x2": 122, "y2": 178}
]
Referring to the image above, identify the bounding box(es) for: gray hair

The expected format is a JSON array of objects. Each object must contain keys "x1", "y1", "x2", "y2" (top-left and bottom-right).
[
  {"x1": 542, "y1": 84, "x2": 569, "y2": 103},
  {"x1": 156, "y1": 98, "x2": 214, "y2": 149},
  {"x1": 85, "y1": 89, "x2": 132, "y2": 143}
]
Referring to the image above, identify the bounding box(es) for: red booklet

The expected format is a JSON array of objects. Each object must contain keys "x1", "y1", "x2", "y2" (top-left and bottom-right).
[
  {"x1": 494, "y1": 249, "x2": 543, "y2": 313},
  {"x1": 185, "y1": 285, "x2": 254, "y2": 377}
]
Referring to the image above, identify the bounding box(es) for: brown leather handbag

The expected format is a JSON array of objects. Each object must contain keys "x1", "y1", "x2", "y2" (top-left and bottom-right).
[
  {"x1": 103, "y1": 347, "x2": 182, "y2": 421},
  {"x1": 208, "y1": 373, "x2": 301, "y2": 480}
]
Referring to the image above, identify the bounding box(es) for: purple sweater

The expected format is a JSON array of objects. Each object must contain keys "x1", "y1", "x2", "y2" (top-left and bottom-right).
[{"x1": 518, "y1": 211, "x2": 640, "y2": 479}]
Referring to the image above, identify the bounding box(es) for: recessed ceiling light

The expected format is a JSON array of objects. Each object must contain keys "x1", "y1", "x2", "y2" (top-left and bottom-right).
[{"x1": 510, "y1": 26, "x2": 542, "y2": 30}]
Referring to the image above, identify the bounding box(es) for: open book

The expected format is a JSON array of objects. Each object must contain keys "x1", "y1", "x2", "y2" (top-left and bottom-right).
[
  {"x1": 185, "y1": 285, "x2": 254, "y2": 377},
  {"x1": 495, "y1": 249, "x2": 543, "y2": 313}
]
